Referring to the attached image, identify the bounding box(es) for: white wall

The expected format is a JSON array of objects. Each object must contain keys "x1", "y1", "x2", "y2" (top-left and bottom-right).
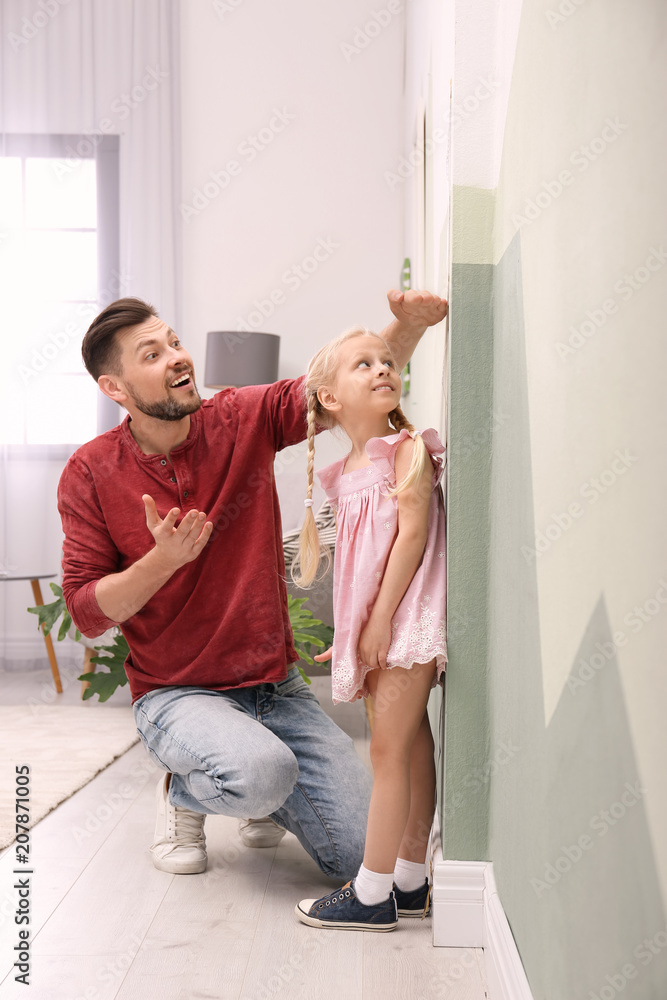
[
  {"x1": 400, "y1": 0, "x2": 454, "y2": 438},
  {"x1": 178, "y1": 0, "x2": 404, "y2": 530},
  {"x1": 0, "y1": 448, "x2": 74, "y2": 668}
]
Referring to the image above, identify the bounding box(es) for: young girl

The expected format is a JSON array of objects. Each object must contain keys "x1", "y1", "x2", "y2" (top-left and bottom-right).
[{"x1": 293, "y1": 326, "x2": 447, "y2": 932}]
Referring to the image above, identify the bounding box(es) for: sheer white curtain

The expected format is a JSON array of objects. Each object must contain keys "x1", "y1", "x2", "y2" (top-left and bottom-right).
[{"x1": 0, "y1": 0, "x2": 181, "y2": 669}]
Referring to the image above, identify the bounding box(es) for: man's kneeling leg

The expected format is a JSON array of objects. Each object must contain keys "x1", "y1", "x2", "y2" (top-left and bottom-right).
[{"x1": 134, "y1": 686, "x2": 300, "y2": 872}]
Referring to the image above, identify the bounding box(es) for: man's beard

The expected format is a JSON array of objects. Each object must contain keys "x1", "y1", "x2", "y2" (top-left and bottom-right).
[{"x1": 126, "y1": 381, "x2": 203, "y2": 421}]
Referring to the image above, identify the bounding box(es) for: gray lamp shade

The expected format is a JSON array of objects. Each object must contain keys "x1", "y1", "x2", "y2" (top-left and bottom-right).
[{"x1": 204, "y1": 331, "x2": 280, "y2": 389}]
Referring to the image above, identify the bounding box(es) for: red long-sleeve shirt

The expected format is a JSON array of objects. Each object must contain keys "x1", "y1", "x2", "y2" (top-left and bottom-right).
[{"x1": 58, "y1": 377, "x2": 307, "y2": 703}]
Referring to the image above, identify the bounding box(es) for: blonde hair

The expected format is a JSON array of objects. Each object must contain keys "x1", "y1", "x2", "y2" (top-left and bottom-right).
[{"x1": 292, "y1": 326, "x2": 429, "y2": 588}]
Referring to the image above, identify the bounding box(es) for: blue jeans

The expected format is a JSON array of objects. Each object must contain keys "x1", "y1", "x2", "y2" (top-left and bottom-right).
[{"x1": 133, "y1": 666, "x2": 373, "y2": 882}]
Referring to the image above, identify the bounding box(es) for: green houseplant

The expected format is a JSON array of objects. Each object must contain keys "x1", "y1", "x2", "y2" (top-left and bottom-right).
[{"x1": 28, "y1": 584, "x2": 332, "y2": 702}]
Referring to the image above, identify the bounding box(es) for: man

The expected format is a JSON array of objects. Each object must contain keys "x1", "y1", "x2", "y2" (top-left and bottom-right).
[{"x1": 58, "y1": 290, "x2": 448, "y2": 880}]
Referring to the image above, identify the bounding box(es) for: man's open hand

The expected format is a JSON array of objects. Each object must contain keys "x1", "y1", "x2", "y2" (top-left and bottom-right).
[
  {"x1": 143, "y1": 494, "x2": 214, "y2": 571},
  {"x1": 387, "y1": 289, "x2": 448, "y2": 331}
]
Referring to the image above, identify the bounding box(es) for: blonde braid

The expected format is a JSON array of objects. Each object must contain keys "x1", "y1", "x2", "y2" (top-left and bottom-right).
[
  {"x1": 386, "y1": 405, "x2": 430, "y2": 497},
  {"x1": 389, "y1": 404, "x2": 416, "y2": 434},
  {"x1": 292, "y1": 393, "x2": 323, "y2": 587},
  {"x1": 305, "y1": 394, "x2": 317, "y2": 505},
  {"x1": 293, "y1": 325, "x2": 391, "y2": 586}
]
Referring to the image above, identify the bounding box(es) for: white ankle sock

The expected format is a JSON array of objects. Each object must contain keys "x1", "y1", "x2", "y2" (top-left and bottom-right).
[
  {"x1": 353, "y1": 864, "x2": 394, "y2": 906},
  {"x1": 393, "y1": 858, "x2": 426, "y2": 892}
]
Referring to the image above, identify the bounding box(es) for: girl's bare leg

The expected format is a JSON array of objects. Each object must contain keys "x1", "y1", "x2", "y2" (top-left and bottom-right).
[
  {"x1": 397, "y1": 710, "x2": 436, "y2": 863},
  {"x1": 363, "y1": 660, "x2": 436, "y2": 874}
]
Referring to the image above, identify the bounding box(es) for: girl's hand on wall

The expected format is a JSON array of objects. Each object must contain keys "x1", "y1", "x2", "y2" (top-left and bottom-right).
[
  {"x1": 387, "y1": 289, "x2": 448, "y2": 331},
  {"x1": 358, "y1": 616, "x2": 392, "y2": 669}
]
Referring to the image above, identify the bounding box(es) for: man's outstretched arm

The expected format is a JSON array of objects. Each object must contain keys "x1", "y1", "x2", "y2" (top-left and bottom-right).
[{"x1": 379, "y1": 289, "x2": 448, "y2": 370}]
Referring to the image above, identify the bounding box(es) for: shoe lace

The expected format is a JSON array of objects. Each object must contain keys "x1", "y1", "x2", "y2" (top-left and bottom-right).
[{"x1": 171, "y1": 804, "x2": 205, "y2": 845}]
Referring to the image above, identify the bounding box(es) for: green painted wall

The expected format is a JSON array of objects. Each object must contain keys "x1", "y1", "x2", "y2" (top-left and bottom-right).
[
  {"x1": 441, "y1": 181, "x2": 510, "y2": 863},
  {"x1": 442, "y1": 218, "x2": 494, "y2": 861},
  {"x1": 487, "y1": 231, "x2": 665, "y2": 999},
  {"x1": 444, "y1": 2, "x2": 667, "y2": 996}
]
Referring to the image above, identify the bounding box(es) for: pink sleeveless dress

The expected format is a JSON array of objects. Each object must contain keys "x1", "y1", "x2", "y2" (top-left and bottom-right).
[{"x1": 316, "y1": 428, "x2": 447, "y2": 704}]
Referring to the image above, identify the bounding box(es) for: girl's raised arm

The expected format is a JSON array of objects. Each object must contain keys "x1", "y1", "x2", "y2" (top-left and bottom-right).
[{"x1": 380, "y1": 290, "x2": 448, "y2": 370}]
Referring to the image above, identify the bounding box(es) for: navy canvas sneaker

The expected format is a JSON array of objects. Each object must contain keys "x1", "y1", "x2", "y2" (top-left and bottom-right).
[
  {"x1": 393, "y1": 879, "x2": 431, "y2": 917},
  {"x1": 296, "y1": 880, "x2": 398, "y2": 932}
]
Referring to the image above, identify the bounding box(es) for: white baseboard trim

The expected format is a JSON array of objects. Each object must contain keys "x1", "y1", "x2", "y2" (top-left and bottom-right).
[
  {"x1": 431, "y1": 818, "x2": 534, "y2": 1000},
  {"x1": 1, "y1": 636, "x2": 51, "y2": 659},
  {"x1": 482, "y1": 864, "x2": 534, "y2": 1000},
  {"x1": 0, "y1": 635, "x2": 82, "y2": 677},
  {"x1": 1, "y1": 634, "x2": 82, "y2": 662},
  {"x1": 432, "y1": 857, "x2": 486, "y2": 947}
]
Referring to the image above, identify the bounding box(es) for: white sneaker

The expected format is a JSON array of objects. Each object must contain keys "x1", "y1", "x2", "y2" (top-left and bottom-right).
[
  {"x1": 238, "y1": 817, "x2": 286, "y2": 848},
  {"x1": 150, "y1": 774, "x2": 207, "y2": 874}
]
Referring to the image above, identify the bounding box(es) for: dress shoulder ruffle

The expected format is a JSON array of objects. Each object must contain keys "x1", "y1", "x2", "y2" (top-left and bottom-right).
[
  {"x1": 315, "y1": 456, "x2": 347, "y2": 501},
  {"x1": 365, "y1": 427, "x2": 445, "y2": 490}
]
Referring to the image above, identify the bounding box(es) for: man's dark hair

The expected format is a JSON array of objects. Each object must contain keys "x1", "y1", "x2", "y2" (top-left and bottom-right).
[{"x1": 81, "y1": 297, "x2": 158, "y2": 382}]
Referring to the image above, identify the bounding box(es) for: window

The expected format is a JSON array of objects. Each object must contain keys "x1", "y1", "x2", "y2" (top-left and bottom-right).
[{"x1": 0, "y1": 134, "x2": 119, "y2": 445}]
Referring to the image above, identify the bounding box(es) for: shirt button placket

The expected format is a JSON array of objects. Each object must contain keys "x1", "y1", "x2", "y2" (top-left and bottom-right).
[
  {"x1": 159, "y1": 457, "x2": 178, "y2": 490},
  {"x1": 173, "y1": 457, "x2": 193, "y2": 510}
]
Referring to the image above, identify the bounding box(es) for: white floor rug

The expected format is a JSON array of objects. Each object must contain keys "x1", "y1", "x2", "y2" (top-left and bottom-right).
[{"x1": 0, "y1": 705, "x2": 139, "y2": 849}]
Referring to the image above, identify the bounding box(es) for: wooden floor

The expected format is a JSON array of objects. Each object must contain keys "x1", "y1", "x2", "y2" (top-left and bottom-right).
[{"x1": 0, "y1": 664, "x2": 488, "y2": 999}]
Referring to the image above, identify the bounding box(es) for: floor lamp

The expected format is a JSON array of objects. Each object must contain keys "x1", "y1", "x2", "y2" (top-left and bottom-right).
[{"x1": 204, "y1": 331, "x2": 280, "y2": 389}]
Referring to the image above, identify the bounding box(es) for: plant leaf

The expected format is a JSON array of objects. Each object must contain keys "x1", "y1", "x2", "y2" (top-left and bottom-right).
[
  {"x1": 291, "y1": 630, "x2": 325, "y2": 647},
  {"x1": 27, "y1": 595, "x2": 68, "y2": 637},
  {"x1": 77, "y1": 632, "x2": 130, "y2": 702},
  {"x1": 78, "y1": 663, "x2": 128, "y2": 702},
  {"x1": 57, "y1": 612, "x2": 73, "y2": 642},
  {"x1": 287, "y1": 595, "x2": 334, "y2": 679}
]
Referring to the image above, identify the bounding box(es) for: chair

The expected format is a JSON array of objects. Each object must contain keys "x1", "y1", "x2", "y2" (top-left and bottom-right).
[{"x1": 0, "y1": 572, "x2": 63, "y2": 693}]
